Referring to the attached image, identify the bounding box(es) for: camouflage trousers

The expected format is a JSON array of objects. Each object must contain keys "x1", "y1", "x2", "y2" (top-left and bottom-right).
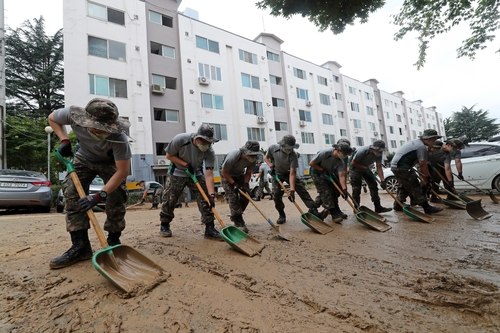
[
  {"x1": 271, "y1": 173, "x2": 316, "y2": 211},
  {"x1": 391, "y1": 167, "x2": 427, "y2": 205},
  {"x1": 349, "y1": 169, "x2": 380, "y2": 206},
  {"x1": 160, "y1": 174, "x2": 214, "y2": 225},
  {"x1": 221, "y1": 175, "x2": 249, "y2": 218},
  {"x1": 153, "y1": 187, "x2": 162, "y2": 205},
  {"x1": 256, "y1": 180, "x2": 272, "y2": 199},
  {"x1": 311, "y1": 175, "x2": 339, "y2": 210},
  {"x1": 428, "y1": 163, "x2": 453, "y2": 195},
  {"x1": 61, "y1": 155, "x2": 128, "y2": 233}
]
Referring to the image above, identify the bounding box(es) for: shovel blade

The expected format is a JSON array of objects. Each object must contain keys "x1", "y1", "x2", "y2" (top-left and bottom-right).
[
  {"x1": 268, "y1": 220, "x2": 292, "y2": 241},
  {"x1": 443, "y1": 199, "x2": 467, "y2": 210},
  {"x1": 465, "y1": 199, "x2": 493, "y2": 220},
  {"x1": 220, "y1": 226, "x2": 265, "y2": 257},
  {"x1": 355, "y1": 212, "x2": 392, "y2": 232},
  {"x1": 300, "y1": 213, "x2": 334, "y2": 235},
  {"x1": 358, "y1": 206, "x2": 387, "y2": 222},
  {"x1": 403, "y1": 206, "x2": 435, "y2": 223},
  {"x1": 93, "y1": 245, "x2": 164, "y2": 293}
]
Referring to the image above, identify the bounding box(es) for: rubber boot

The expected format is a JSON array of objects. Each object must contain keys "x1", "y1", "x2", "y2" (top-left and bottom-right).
[
  {"x1": 150, "y1": 204, "x2": 158, "y2": 210},
  {"x1": 269, "y1": 194, "x2": 274, "y2": 200},
  {"x1": 308, "y1": 207, "x2": 323, "y2": 219},
  {"x1": 107, "y1": 231, "x2": 121, "y2": 246},
  {"x1": 277, "y1": 209, "x2": 286, "y2": 224},
  {"x1": 231, "y1": 215, "x2": 249, "y2": 233},
  {"x1": 337, "y1": 207, "x2": 348, "y2": 219},
  {"x1": 429, "y1": 195, "x2": 441, "y2": 203},
  {"x1": 374, "y1": 201, "x2": 392, "y2": 213},
  {"x1": 393, "y1": 201, "x2": 405, "y2": 211},
  {"x1": 423, "y1": 202, "x2": 443, "y2": 214},
  {"x1": 160, "y1": 222, "x2": 172, "y2": 237},
  {"x1": 204, "y1": 222, "x2": 223, "y2": 240},
  {"x1": 49, "y1": 230, "x2": 93, "y2": 269},
  {"x1": 328, "y1": 208, "x2": 344, "y2": 223}
]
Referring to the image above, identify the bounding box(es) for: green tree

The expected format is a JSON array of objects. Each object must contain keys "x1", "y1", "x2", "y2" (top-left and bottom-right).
[
  {"x1": 444, "y1": 105, "x2": 500, "y2": 142},
  {"x1": 256, "y1": 0, "x2": 500, "y2": 69},
  {"x1": 5, "y1": 16, "x2": 64, "y2": 117}
]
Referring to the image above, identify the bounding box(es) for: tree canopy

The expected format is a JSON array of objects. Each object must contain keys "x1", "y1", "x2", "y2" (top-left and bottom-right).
[
  {"x1": 256, "y1": 0, "x2": 500, "y2": 68},
  {"x1": 5, "y1": 16, "x2": 64, "y2": 118},
  {"x1": 444, "y1": 105, "x2": 500, "y2": 142}
]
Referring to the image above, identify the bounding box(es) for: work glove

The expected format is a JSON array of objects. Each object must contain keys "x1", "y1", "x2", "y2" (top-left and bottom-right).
[
  {"x1": 269, "y1": 166, "x2": 276, "y2": 177},
  {"x1": 208, "y1": 193, "x2": 215, "y2": 208},
  {"x1": 57, "y1": 139, "x2": 72, "y2": 157},
  {"x1": 242, "y1": 182, "x2": 250, "y2": 193},
  {"x1": 457, "y1": 173, "x2": 464, "y2": 181},
  {"x1": 232, "y1": 182, "x2": 241, "y2": 194},
  {"x1": 78, "y1": 193, "x2": 103, "y2": 212},
  {"x1": 380, "y1": 181, "x2": 387, "y2": 190},
  {"x1": 288, "y1": 190, "x2": 295, "y2": 202},
  {"x1": 341, "y1": 189, "x2": 349, "y2": 200},
  {"x1": 185, "y1": 163, "x2": 195, "y2": 175}
]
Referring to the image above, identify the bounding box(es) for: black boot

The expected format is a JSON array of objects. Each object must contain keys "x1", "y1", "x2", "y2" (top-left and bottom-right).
[
  {"x1": 49, "y1": 230, "x2": 93, "y2": 269},
  {"x1": 393, "y1": 201, "x2": 405, "y2": 211},
  {"x1": 328, "y1": 208, "x2": 344, "y2": 223},
  {"x1": 374, "y1": 201, "x2": 392, "y2": 213},
  {"x1": 107, "y1": 231, "x2": 121, "y2": 246},
  {"x1": 308, "y1": 207, "x2": 323, "y2": 219},
  {"x1": 423, "y1": 202, "x2": 443, "y2": 214},
  {"x1": 269, "y1": 194, "x2": 274, "y2": 200},
  {"x1": 160, "y1": 222, "x2": 172, "y2": 237},
  {"x1": 150, "y1": 204, "x2": 158, "y2": 210},
  {"x1": 337, "y1": 207, "x2": 348, "y2": 219},
  {"x1": 204, "y1": 222, "x2": 223, "y2": 240},
  {"x1": 277, "y1": 209, "x2": 286, "y2": 224},
  {"x1": 231, "y1": 215, "x2": 249, "y2": 233}
]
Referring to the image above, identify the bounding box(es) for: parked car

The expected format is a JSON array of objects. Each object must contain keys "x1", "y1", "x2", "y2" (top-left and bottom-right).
[
  {"x1": 249, "y1": 173, "x2": 274, "y2": 198},
  {"x1": 57, "y1": 176, "x2": 105, "y2": 212},
  {"x1": 378, "y1": 142, "x2": 500, "y2": 193},
  {"x1": 0, "y1": 169, "x2": 52, "y2": 213}
]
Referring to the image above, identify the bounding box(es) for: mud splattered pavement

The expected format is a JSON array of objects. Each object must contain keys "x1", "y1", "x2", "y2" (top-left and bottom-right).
[{"x1": 1, "y1": 192, "x2": 499, "y2": 332}]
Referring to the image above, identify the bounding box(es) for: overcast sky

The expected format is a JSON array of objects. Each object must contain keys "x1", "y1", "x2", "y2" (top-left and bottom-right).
[{"x1": 4, "y1": 0, "x2": 499, "y2": 121}]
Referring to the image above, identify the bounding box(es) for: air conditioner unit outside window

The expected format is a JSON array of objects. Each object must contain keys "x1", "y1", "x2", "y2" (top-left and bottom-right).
[
  {"x1": 257, "y1": 116, "x2": 267, "y2": 124},
  {"x1": 151, "y1": 84, "x2": 165, "y2": 95},
  {"x1": 157, "y1": 158, "x2": 169, "y2": 165},
  {"x1": 299, "y1": 120, "x2": 306, "y2": 127},
  {"x1": 306, "y1": 101, "x2": 313, "y2": 106},
  {"x1": 374, "y1": 131, "x2": 379, "y2": 136},
  {"x1": 199, "y1": 76, "x2": 210, "y2": 85}
]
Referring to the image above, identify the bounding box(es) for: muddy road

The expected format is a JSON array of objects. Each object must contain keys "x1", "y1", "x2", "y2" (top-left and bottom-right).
[{"x1": 1, "y1": 191, "x2": 499, "y2": 332}]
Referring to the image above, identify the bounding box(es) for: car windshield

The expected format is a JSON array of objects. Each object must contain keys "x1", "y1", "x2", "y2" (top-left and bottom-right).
[{"x1": 91, "y1": 177, "x2": 104, "y2": 185}]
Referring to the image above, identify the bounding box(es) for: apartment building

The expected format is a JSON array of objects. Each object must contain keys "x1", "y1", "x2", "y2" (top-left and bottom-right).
[{"x1": 63, "y1": 0, "x2": 445, "y2": 183}]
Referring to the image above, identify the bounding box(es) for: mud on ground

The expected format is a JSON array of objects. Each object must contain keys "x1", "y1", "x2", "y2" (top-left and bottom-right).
[{"x1": 1, "y1": 191, "x2": 499, "y2": 332}]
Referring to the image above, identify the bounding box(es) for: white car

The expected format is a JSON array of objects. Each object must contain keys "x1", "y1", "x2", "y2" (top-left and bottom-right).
[{"x1": 380, "y1": 142, "x2": 500, "y2": 193}]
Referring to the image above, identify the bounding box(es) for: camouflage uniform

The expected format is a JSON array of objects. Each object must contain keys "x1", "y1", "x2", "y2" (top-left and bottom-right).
[
  {"x1": 311, "y1": 172, "x2": 339, "y2": 209},
  {"x1": 256, "y1": 163, "x2": 272, "y2": 199},
  {"x1": 221, "y1": 175, "x2": 250, "y2": 216}
]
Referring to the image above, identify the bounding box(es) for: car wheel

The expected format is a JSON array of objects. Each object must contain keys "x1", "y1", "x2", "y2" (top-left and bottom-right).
[
  {"x1": 40, "y1": 206, "x2": 51, "y2": 213},
  {"x1": 250, "y1": 186, "x2": 259, "y2": 198},
  {"x1": 385, "y1": 176, "x2": 398, "y2": 194},
  {"x1": 493, "y1": 175, "x2": 500, "y2": 192}
]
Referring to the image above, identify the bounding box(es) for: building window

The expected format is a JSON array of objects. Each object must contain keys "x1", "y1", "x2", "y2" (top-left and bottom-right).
[
  {"x1": 89, "y1": 74, "x2": 127, "y2": 98},
  {"x1": 296, "y1": 88, "x2": 309, "y2": 100},
  {"x1": 356, "y1": 137, "x2": 364, "y2": 146},
  {"x1": 244, "y1": 99, "x2": 264, "y2": 116},
  {"x1": 389, "y1": 126, "x2": 394, "y2": 134},
  {"x1": 351, "y1": 102, "x2": 360, "y2": 112},
  {"x1": 301, "y1": 132, "x2": 315, "y2": 144},
  {"x1": 150, "y1": 41, "x2": 175, "y2": 59},
  {"x1": 299, "y1": 109, "x2": 312, "y2": 122},
  {"x1": 368, "y1": 122, "x2": 376, "y2": 130},
  {"x1": 333, "y1": 75, "x2": 340, "y2": 83},
  {"x1": 238, "y1": 49, "x2": 258, "y2": 64},
  {"x1": 267, "y1": 51, "x2": 279, "y2": 62},
  {"x1": 340, "y1": 129, "x2": 347, "y2": 136},
  {"x1": 272, "y1": 97, "x2": 285, "y2": 108},
  {"x1": 394, "y1": 103, "x2": 398, "y2": 109},
  {"x1": 338, "y1": 111, "x2": 344, "y2": 118},
  {"x1": 396, "y1": 114, "x2": 402, "y2": 122},
  {"x1": 275, "y1": 122, "x2": 288, "y2": 131},
  {"x1": 293, "y1": 67, "x2": 306, "y2": 79},
  {"x1": 322, "y1": 113, "x2": 333, "y2": 125},
  {"x1": 353, "y1": 119, "x2": 362, "y2": 129},
  {"x1": 400, "y1": 140, "x2": 405, "y2": 146},
  {"x1": 198, "y1": 63, "x2": 222, "y2": 81},
  {"x1": 88, "y1": 2, "x2": 125, "y2": 25},
  {"x1": 324, "y1": 134, "x2": 335, "y2": 144},
  {"x1": 319, "y1": 93, "x2": 331, "y2": 105},
  {"x1": 363, "y1": 91, "x2": 372, "y2": 100},
  {"x1": 149, "y1": 10, "x2": 173, "y2": 27},
  {"x1": 153, "y1": 108, "x2": 179, "y2": 122},
  {"x1": 385, "y1": 99, "x2": 390, "y2": 106},
  {"x1": 269, "y1": 75, "x2": 282, "y2": 85},
  {"x1": 391, "y1": 140, "x2": 397, "y2": 148},
  {"x1": 156, "y1": 142, "x2": 169, "y2": 156},
  {"x1": 417, "y1": 120, "x2": 422, "y2": 126},
  {"x1": 247, "y1": 127, "x2": 265, "y2": 141},
  {"x1": 348, "y1": 86, "x2": 356, "y2": 95},
  {"x1": 317, "y1": 75, "x2": 328, "y2": 86},
  {"x1": 386, "y1": 112, "x2": 392, "y2": 119},
  {"x1": 399, "y1": 128, "x2": 403, "y2": 135},
  {"x1": 410, "y1": 118, "x2": 414, "y2": 124},
  {"x1": 203, "y1": 123, "x2": 228, "y2": 140},
  {"x1": 196, "y1": 35, "x2": 219, "y2": 53},
  {"x1": 152, "y1": 74, "x2": 176, "y2": 90},
  {"x1": 241, "y1": 73, "x2": 260, "y2": 89},
  {"x1": 201, "y1": 93, "x2": 224, "y2": 110},
  {"x1": 366, "y1": 106, "x2": 374, "y2": 115},
  {"x1": 335, "y1": 93, "x2": 342, "y2": 100},
  {"x1": 88, "y1": 36, "x2": 126, "y2": 61}
]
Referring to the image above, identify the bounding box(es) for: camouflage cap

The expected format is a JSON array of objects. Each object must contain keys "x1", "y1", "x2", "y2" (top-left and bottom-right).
[
  {"x1": 279, "y1": 134, "x2": 299, "y2": 149},
  {"x1": 337, "y1": 138, "x2": 351, "y2": 146},
  {"x1": 446, "y1": 138, "x2": 465, "y2": 149},
  {"x1": 70, "y1": 98, "x2": 130, "y2": 133},
  {"x1": 432, "y1": 140, "x2": 444, "y2": 148},
  {"x1": 194, "y1": 124, "x2": 220, "y2": 143},
  {"x1": 240, "y1": 140, "x2": 262, "y2": 155},
  {"x1": 419, "y1": 129, "x2": 442, "y2": 140},
  {"x1": 370, "y1": 140, "x2": 388, "y2": 151},
  {"x1": 333, "y1": 142, "x2": 354, "y2": 155}
]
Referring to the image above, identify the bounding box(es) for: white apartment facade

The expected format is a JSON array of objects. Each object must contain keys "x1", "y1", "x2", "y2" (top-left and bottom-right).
[{"x1": 63, "y1": 0, "x2": 445, "y2": 183}]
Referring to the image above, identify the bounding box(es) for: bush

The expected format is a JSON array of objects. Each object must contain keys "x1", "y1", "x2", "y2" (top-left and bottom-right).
[{"x1": 385, "y1": 152, "x2": 395, "y2": 164}]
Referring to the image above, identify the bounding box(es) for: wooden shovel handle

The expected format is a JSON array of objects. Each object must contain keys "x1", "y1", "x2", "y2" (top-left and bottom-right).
[
  {"x1": 239, "y1": 189, "x2": 268, "y2": 221},
  {"x1": 373, "y1": 175, "x2": 405, "y2": 208},
  {"x1": 273, "y1": 175, "x2": 304, "y2": 214},
  {"x1": 192, "y1": 180, "x2": 226, "y2": 228},
  {"x1": 327, "y1": 175, "x2": 357, "y2": 213}
]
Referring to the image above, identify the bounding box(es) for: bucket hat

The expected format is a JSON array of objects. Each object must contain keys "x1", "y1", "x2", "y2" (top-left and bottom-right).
[
  {"x1": 70, "y1": 98, "x2": 130, "y2": 133},
  {"x1": 419, "y1": 129, "x2": 442, "y2": 140},
  {"x1": 279, "y1": 135, "x2": 299, "y2": 149},
  {"x1": 370, "y1": 140, "x2": 388, "y2": 151},
  {"x1": 445, "y1": 138, "x2": 465, "y2": 150},
  {"x1": 333, "y1": 142, "x2": 354, "y2": 155},
  {"x1": 194, "y1": 124, "x2": 220, "y2": 143},
  {"x1": 240, "y1": 140, "x2": 262, "y2": 155}
]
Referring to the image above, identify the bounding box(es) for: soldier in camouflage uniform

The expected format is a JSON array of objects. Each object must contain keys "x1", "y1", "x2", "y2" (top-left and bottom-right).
[
  {"x1": 310, "y1": 141, "x2": 353, "y2": 221},
  {"x1": 390, "y1": 129, "x2": 443, "y2": 214},
  {"x1": 349, "y1": 140, "x2": 392, "y2": 213},
  {"x1": 221, "y1": 141, "x2": 262, "y2": 232},
  {"x1": 159, "y1": 124, "x2": 222, "y2": 240},
  {"x1": 264, "y1": 135, "x2": 321, "y2": 224},
  {"x1": 48, "y1": 98, "x2": 131, "y2": 269}
]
